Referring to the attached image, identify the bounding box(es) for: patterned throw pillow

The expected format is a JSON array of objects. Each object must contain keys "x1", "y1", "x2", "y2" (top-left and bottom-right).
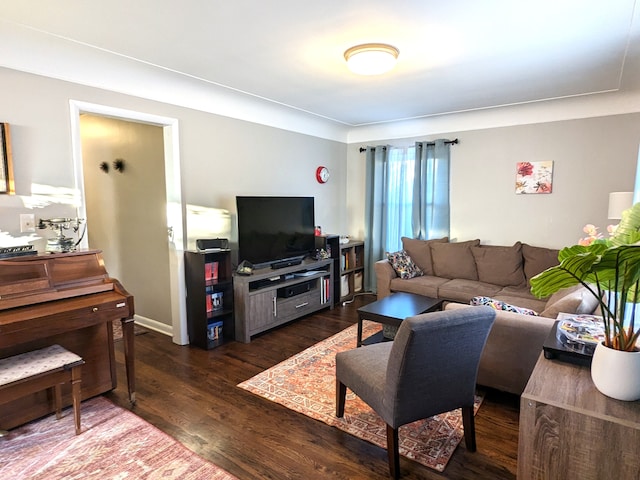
[
  {"x1": 386, "y1": 250, "x2": 423, "y2": 279},
  {"x1": 471, "y1": 296, "x2": 538, "y2": 316}
]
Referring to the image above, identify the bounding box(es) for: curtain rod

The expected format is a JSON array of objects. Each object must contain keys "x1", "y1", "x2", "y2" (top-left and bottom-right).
[{"x1": 359, "y1": 138, "x2": 458, "y2": 153}]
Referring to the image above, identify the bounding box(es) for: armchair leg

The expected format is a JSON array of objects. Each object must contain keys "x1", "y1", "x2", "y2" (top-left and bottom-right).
[
  {"x1": 336, "y1": 380, "x2": 346, "y2": 417},
  {"x1": 386, "y1": 424, "x2": 400, "y2": 479},
  {"x1": 462, "y1": 405, "x2": 476, "y2": 452}
]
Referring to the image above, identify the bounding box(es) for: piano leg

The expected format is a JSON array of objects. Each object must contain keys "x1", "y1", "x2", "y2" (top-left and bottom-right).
[{"x1": 121, "y1": 318, "x2": 136, "y2": 405}]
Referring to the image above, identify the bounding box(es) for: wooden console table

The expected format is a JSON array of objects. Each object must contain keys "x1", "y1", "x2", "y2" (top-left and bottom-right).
[{"x1": 518, "y1": 354, "x2": 640, "y2": 479}]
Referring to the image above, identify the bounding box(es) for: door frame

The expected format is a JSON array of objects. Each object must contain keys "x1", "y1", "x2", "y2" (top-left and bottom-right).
[{"x1": 69, "y1": 100, "x2": 188, "y2": 345}]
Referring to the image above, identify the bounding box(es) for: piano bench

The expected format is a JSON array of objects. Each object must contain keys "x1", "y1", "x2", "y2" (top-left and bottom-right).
[{"x1": 0, "y1": 344, "x2": 85, "y2": 435}]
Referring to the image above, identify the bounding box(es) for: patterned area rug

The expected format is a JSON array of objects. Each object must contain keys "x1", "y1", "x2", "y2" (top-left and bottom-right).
[
  {"x1": 0, "y1": 396, "x2": 237, "y2": 480},
  {"x1": 112, "y1": 320, "x2": 147, "y2": 341},
  {"x1": 238, "y1": 322, "x2": 483, "y2": 473}
]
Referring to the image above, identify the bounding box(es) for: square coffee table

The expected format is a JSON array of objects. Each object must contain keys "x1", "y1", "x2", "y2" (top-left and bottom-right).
[{"x1": 356, "y1": 292, "x2": 444, "y2": 347}]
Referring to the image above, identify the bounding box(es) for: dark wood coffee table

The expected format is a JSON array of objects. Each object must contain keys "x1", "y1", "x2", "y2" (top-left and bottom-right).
[{"x1": 356, "y1": 292, "x2": 444, "y2": 346}]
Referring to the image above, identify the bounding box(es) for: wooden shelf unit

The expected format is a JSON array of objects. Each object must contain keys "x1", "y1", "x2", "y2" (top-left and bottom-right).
[
  {"x1": 315, "y1": 236, "x2": 365, "y2": 305},
  {"x1": 233, "y1": 258, "x2": 333, "y2": 343},
  {"x1": 338, "y1": 240, "x2": 365, "y2": 303},
  {"x1": 184, "y1": 249, "x2": 234, "y2": 349},
  {"x1": 315, "y1": 235, "x2": 340, "y2": 306}
]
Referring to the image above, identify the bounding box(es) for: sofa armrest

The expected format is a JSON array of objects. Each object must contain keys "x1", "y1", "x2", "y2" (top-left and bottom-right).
[
  {"x1": 374, "y1": 259, "x2": 397, "y2": 300},
  {"x1": 445, "y1": 303, "x2": 555, "y2": 395}
]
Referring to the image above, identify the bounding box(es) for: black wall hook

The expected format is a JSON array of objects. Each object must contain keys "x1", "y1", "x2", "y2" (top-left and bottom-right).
[{"x1": 113, "y1": 158, "x2": 125, "y2": 173}]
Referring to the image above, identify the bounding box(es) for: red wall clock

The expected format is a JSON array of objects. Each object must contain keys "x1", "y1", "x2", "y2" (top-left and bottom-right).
[{"x1": 316, "y1": 166, "x2": 330, "y2": 183}]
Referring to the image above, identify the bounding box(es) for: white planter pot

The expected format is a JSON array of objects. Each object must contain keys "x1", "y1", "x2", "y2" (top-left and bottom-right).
[{"x1": 591, "y1": 342, "x2": 640, "y2": 401}]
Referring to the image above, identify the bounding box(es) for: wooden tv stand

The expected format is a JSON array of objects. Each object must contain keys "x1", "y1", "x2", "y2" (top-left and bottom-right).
[{"x1": 233, "y1": 258, "x2": 333, "y2": 343}]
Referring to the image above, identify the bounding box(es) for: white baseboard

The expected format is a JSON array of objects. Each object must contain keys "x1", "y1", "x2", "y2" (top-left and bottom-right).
[{"x1": 133, "y1": 314, "x2": 172, "y2": 337}]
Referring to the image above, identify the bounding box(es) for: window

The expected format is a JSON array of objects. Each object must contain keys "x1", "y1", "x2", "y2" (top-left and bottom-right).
[
  {"x1": 385, "y1": 146, "x2": 415, "y2": 253},
  {"x1": 364, "y1": 140, "x2": 451, "y2": 292}
]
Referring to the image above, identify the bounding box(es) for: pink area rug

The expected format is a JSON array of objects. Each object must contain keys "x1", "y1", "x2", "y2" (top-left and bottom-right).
[
  {"x1": 0, "y1": 396, "x2": 237, "y2": 480},
  {"x1": 238, "y1": 321, "x2": 483, "y2": 473},
  {"x1": 112, "y1": 320, "x2": 147, "y2": 341}
]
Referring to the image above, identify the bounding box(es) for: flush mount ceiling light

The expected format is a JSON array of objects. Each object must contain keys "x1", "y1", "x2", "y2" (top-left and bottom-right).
[{"x1": 344, "y1": 43, "x2": 399, "y2": 75}]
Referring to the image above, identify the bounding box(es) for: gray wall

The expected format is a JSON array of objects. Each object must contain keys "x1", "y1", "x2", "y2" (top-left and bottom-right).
[
  {"x1": 0, "y1": 68, "x2": 348, "y2": 250},
  {"x1": 346, "y1": 114, "x2": 640, "y2": 248},
  {"x1": 1, "y1": 65, "x2": 639, "y2": 300}
]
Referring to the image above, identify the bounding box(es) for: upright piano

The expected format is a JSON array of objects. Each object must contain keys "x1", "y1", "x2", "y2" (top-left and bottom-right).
[{"x1": 0, "y1": 250, "x2": 135, "y2": 430}]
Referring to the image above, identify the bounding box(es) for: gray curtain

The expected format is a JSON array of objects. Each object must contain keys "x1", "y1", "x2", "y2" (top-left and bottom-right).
[
  {"x1": 412, "y1": 140, "x2": 451, "y2": 240},
  {"x1": 364, "y1": 146, "x2": 390, "y2": 293}
]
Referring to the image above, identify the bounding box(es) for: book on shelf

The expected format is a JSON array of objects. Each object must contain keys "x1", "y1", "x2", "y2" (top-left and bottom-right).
[
  {"x1": 211, "y1": 291, "x2": 223, "y2": 311},
  {"x1": 341, "y1": 253, "x2": 348, "y2": 270},
  {"x1": 326, "y1": 277, "x2": 331, "y2": 303},
  {"x1": 205, "y1": 261, "x2": 219, "y2": 281},
  {"x1": 205, "y1": 286, "x2": 213, "y2": 312},
  {"x1": 354, "y1": 251, "x2": 362, "y2": 268},
  {"x1": 207, "y1": 321, "x2": 223, "y2": 341},
  {"x1": 320, "y1": 276, "x2": 331, "y2": 304}
]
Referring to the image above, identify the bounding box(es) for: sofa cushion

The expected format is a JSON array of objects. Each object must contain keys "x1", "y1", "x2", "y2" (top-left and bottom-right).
[
  {"x1": 437, "y1": 279, "x2": 502, "y2": 303},
  {"x1": 495, "y1": 285, "x2": 539, "y2": 300},
  {"x1": 386, "y1": 250, "x2": 423, "y2": 279},
  {"x1": 471, "y1": 296, "x2": 538, "y2": 315},
  {"x1": 401, "y1": 237, "x2": 448, "y2": 276},
  {"x1": 390, "y1": 275, "x2": 449, "y2": 298},
  {"x1": 540, "y1": 285, "x2": 600, "y2": 318},
  {"x1": 522, "y1": 244, "x2": 559, "y2": 284},
  {"x1": 431, "y1": 239, "x2": 481, "y2": 280},
  {"x1": 471, "y1": 242, "x2": 526, "y2": 287}
]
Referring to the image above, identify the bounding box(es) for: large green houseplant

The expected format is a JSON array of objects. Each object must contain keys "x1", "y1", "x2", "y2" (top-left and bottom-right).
[{"x1": 530, "y1": 202, "x2": 640, "y2": 352}]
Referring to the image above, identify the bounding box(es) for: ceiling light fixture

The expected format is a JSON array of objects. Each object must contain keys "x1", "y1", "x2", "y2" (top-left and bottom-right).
[{"x1": 344, "y1": 43, "x2": 399, "y2": 76}]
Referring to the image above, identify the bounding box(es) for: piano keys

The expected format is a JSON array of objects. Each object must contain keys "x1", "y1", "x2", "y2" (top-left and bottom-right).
[{"x1": 0, "y1": 250, "x2": 135, "y2": 430}]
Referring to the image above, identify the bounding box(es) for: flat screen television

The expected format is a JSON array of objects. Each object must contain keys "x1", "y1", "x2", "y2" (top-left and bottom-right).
[{"x1": 236, "y1": 196, "x2": 316, "y2": 269}]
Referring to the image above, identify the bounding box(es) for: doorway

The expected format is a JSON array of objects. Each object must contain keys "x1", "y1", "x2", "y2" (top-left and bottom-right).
[{"x1": 69, "y1": 101, "x2": 188, "y2": 345}]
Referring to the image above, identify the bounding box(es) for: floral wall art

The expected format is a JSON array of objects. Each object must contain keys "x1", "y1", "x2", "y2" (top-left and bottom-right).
[{"x1": 515, "y1": 161, "x2": 553, "y2": 194}]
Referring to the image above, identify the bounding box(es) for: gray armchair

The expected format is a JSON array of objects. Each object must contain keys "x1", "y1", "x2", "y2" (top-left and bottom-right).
[{"x1": 335, "y1": 306, "x2": 496, "y2": 479}]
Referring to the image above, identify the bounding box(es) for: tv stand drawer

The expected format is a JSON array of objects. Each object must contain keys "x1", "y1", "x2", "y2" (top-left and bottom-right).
[{"x1": 277, "y1": 292, "x2": 320, "y2": 322}]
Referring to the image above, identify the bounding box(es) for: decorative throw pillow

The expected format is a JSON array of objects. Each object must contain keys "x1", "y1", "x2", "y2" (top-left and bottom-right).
[
  {"x1": 386, "y1": 250, "x2": 423, "y2": 279},
  {"x1": 471, "y1": 296, "x2": 539, "y2": 316}
]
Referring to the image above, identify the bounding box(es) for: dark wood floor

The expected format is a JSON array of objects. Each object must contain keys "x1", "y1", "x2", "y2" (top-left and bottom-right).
[{"x1": 106, "y1": 296, "x2": 520, "y2": 480}]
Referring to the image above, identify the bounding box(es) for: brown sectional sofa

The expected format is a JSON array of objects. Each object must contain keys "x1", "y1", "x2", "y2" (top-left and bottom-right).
[{"x1": 375, "y1": 237, "x2": 599, "y2": 394}]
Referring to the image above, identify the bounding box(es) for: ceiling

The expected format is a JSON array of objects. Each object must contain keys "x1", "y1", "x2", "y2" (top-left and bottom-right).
[{"x1": 1, "y1": 0, "x2": 639, "y2": 127}]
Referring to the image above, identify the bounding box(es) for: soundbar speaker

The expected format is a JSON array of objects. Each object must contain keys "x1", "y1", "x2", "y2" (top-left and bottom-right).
[{"x1": 196, "y1": 238, "x2": 229, "y2": 250}]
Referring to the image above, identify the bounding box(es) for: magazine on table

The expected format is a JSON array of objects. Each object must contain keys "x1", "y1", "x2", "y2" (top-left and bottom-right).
[{"x1": 556, "y1": 312, "x2": 605, "y2": 345}]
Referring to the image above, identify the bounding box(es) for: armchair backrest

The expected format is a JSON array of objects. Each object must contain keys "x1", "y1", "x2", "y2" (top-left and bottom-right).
[{"x1": 384, "y1": 306, "x2": 495, "y2": 427}]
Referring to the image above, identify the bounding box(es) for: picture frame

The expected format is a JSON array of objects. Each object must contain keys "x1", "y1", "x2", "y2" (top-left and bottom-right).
[
  {"x1": 515, "y1": 160, "x2": 553, "y2": 195},
  {"x1": 0, "y1": 123, "x2": 15, "y2": 194}
]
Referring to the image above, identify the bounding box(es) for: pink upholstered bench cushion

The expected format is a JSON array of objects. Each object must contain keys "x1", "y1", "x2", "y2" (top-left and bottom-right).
[{"x1": 0, "y1": 344, "x2": 83, "y2": 386}]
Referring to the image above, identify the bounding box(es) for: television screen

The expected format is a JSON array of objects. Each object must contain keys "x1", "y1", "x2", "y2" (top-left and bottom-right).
[{"x1": 236, "y1": 196, "x2": 315, "y2": 268}]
